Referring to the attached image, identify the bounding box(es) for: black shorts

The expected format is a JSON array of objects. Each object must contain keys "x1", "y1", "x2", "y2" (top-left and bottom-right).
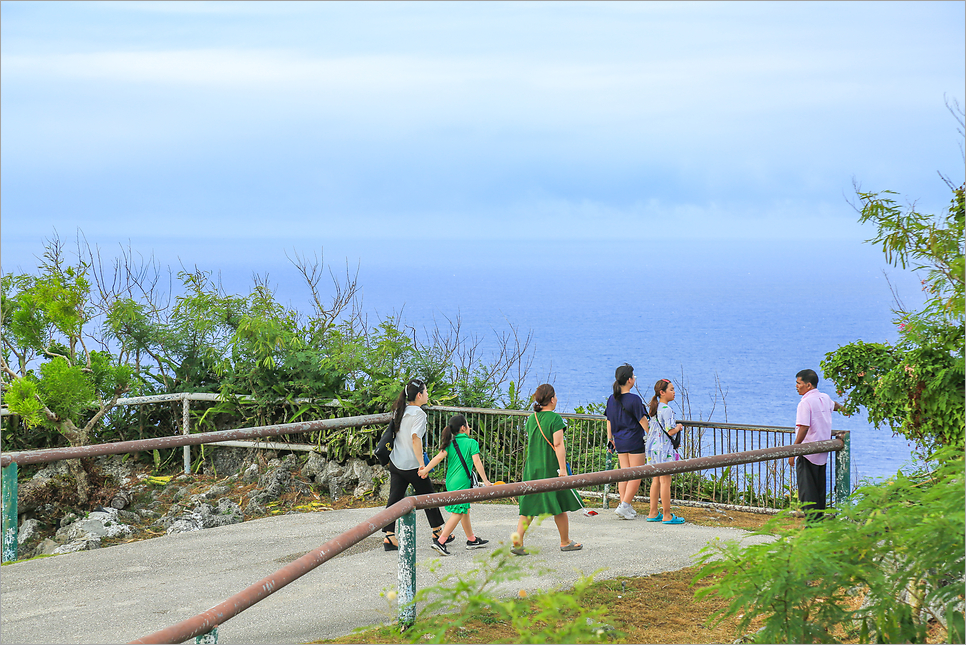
[{"x1": 620, "y1": 447, "x2": 646, "y2": 455}]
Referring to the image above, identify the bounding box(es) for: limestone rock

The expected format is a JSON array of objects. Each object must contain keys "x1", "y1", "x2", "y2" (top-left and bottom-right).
[
  {"x1": 241, "y1": 464, "x2": 260, "y2": 484},
  {"x1": 18, "y1": 519, "x2": 42, "y2": 546},
  {"x1": 56, "y1": 508, "x2": 133, "y2": 542},
  {"x1": 17, "y1": 462, "x2": 71, "y2": 513},
  {"x1": 33, "y1": 538, "x2": 59, "y2": 557},
  {"x1": 302, "y1": 452, "x2": 328, "y2": 482},
  {"x1": 93, "y1": 455, "x2": 137, "y2": 484},
  {"x1": 207, "y1": 447, "x2": 251, "y2": 477},
  {"x1": 163, "y1": 500, "x2": 243, "y2": 536}
]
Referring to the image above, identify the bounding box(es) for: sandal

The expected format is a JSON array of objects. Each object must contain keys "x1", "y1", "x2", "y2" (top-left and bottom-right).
[
  {"x1": 432, "y1": 528, "x2": 455, "y2": 545},
  {"x1": 645, "y1": 513, "x2": 663, "y2": 522},
  {"x1": 560, "y1": 540, "x2": 583, "y2": 552},
  {"x1": 662, "y1": 514, "x2": 685, "y2": 525},
  {"x1": 383, "y1": 532, "x2": 399, "y2": 551},
  {"x1": 510, "y1": 546, "x2": 529, "y2": 556}
]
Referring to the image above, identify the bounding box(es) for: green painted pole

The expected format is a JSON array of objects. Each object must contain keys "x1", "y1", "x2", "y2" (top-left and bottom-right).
[
  {"x1": 2, "y1": 463, "x2": 18, "y2": 563},
  {"x1": 834, "y1": 431, "x2": 851, "y2": 505},
  {"x1": 396, "y1": 509, "x2": 416, "y2": 627},
  {"x1": 194, "y1": 627, "x2": 218, "y2": 643}
]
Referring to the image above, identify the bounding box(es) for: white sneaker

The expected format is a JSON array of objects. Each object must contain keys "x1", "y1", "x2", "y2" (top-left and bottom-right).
[{"x1": 614, "y1": 502, "x2": 636, "y2": 520}]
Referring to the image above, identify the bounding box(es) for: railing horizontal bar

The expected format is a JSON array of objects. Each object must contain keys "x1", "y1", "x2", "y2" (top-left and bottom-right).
[
  {"x1": 2, "y1": 393, "x2": 341, "y2": 412},
  {"x1": 425, "y1": 405, "x2": 604, "y2": 421},
  {"x1": 0, "y1": 413, "x2": 390, "y2": 467},
  {"x1": 214, "y1": 440, "x2": 324, "y2": 453},
  {"x1": 426, "y1": 407, "x2": 800, "y2": 432},
  {"x1": 128, "y1": 498, "x2": 416, "y2": 645},
  {"x1": 680, "y1": 420, "x2": 797, "y2": 433}
]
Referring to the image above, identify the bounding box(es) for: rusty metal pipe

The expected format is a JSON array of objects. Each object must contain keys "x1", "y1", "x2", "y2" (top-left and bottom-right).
[
  {"x1": 129, "y1": 497, "x2": 416, "y2": 644},
  {"x1": 0, "y1": 413, "x2": 392, "y2": 468}
]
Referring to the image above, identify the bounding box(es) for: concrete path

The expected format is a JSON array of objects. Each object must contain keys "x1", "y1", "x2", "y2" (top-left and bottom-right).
[{"x1": 0, "y1": 503, "x2": 771, "y2": 644}]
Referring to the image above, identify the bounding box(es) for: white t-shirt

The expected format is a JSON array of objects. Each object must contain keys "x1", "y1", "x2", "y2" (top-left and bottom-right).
[{"x1": 390, "y1": 405, "x2": 427, "y2": 470}]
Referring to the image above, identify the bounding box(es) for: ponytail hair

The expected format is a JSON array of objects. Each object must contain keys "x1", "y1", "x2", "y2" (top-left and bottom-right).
[
  {"x1": 648, "y1": 378, "x2": 672, "y2": 419},
  {"x1": 440, "y1": 414, "x2": 467, "y2": 451},
  {"x1": 392, "y1": 378, "x2": 426, "y2": 431},
  {"x1": 532, "y1": 384, "x2": 556, "y2": 412},
  {"x1": 613, "y1": 363, "x2": 634, "y2": 398}
]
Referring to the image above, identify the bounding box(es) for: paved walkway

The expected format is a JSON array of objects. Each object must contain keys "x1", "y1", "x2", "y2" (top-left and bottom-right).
[{"x1": 0, "y1": 504, "x2": 771, "y2": 644}]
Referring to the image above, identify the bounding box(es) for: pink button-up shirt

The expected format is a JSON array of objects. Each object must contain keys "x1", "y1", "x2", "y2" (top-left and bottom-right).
[{"x1": 796, "y1": 388, "x2": 834, "y2": 465}]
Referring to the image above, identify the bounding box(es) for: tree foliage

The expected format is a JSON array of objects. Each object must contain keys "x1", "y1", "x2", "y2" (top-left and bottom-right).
[
  {"x1": 697, "y1": 112, "x2": 966, "y2": 643},
  {"x1": 2, "y1": 235, "x2": 536, "y2": 472},
  {"x1": 695, "y1": 447, "x2": 965, "y2": 644},
  {"x1": 2, "y1": 236, "x2": 134, "y2": 501},
  {"x1": 821, "y1": 179, "x2": 964, "y2": 455}
]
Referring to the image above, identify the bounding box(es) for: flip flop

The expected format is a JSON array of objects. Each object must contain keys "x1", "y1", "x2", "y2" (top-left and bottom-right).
[
  {"x1": 662, "y1": 514, "x2": 685, "y2": 525},
  {"x1": 645, "y1": 513, "x2": 663, "y2": 522},
  {"x1": 560, "y1": 540, "x2": 583, "y2": 552},
  {"x1": 510, "y1": 546, "x2": 529, "y2": 556}
]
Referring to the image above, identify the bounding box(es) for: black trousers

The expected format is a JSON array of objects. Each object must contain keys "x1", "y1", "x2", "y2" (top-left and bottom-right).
[
  {"x1": 382, "y1": 461, "x2": 445, "y2": 533},
  {"x1": 796, "y1": 456, "x2": 827, "y2": 522}
]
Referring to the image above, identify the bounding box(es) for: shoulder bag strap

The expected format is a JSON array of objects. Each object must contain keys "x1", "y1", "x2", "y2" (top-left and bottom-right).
[
  {"x1": 450, "y1": 436, "x2": 474, "y2": 482},
  {"x1": 533, "y1": 413, "x2": 555, "y2": 449}
]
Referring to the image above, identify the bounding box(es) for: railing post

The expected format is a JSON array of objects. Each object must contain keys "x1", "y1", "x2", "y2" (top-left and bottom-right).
[
  {"x1": 2, "y1": 462, "x2": 18, "y2": 563},
  {"x1": 183, "y1": 395, "x2": 191, "y2": 475},
  {"x1": 834, "y1": 431, "x2": 851, "y2": 505},
  {"x1": 396, "y1": 508, "x2": 416, "y2": 627}
]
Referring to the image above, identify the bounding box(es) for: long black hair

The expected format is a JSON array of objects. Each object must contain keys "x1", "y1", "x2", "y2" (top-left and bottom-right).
[
  {"x1": 613, "y1": 363, "x2": 634, "y2": 398},
  {"x1": 440, "y1": 414, "x2": 467, "y2": 451},
  {"x1": 648, "y1": 378, "x2": 672, "y2": 419},
  {"x1": 392, "y1": 378, "x2": 426, "y2": 431}
]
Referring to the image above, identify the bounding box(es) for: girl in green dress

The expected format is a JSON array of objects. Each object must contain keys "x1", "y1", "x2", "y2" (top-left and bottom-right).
[
  {"x1": 511, "y1": 384, "x2": 583, "y2": 555},
  {"x1": 420, "y1": 414, "x2": 492, "y2": 556}
]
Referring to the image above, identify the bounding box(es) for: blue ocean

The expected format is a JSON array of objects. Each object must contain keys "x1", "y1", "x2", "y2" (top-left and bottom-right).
[{"x1": 193, "y1": 236, "x2": 928, "y2": 484}]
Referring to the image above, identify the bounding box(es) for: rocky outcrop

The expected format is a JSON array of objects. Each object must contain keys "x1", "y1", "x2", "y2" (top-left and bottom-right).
[
  {"x1": 301, "y1": 454, "x2": 390, "y2": 500},
  {"x1": 45, "y1": 507, "x2": 136, "y2": 554},
  {"x1": 161, "y1": 498, "x2": 244, "y2": 536},
  {"x1": 14, "y1": 452, "x2": 393, "y2": 560}
]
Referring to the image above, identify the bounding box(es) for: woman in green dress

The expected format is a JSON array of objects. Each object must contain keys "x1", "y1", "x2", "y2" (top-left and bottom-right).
[{"x1": 511, "y1": 384, "x2": 583, "y2": 555}]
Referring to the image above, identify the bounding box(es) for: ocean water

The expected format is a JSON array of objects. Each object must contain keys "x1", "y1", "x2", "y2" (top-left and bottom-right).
[{"x1": 223, "y1": 237, "x2": 928, "y2": 485}]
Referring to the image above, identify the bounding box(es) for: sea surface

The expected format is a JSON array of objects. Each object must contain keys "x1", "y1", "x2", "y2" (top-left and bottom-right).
[{"x1": 218, "y1": 237, "x2": 930, "y2": 485}]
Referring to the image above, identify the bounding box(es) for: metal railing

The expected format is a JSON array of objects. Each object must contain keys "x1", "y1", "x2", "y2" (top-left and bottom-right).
[
  {"x1": 2, "y1": 405, "x2": 849, "y2": 643},
  {"x1": 424, "y1": 407, "x2": 842, "y2": 512},
  {"x1": 128, "y1": 435, "x2": 849, "y2": 644},
  {"x1": 4, "y1": 396, "x2": 835, "y2": 512}
]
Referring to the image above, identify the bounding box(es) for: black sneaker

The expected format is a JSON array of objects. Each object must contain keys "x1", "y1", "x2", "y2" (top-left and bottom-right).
[
  {"x1": 431, "y1": 537, "x2": 450, "y2": 556},
  {"x1": 465, "y1": 537, "x2": 489, "y2": 550}
]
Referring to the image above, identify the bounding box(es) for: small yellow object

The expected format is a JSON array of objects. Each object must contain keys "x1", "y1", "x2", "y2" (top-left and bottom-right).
[
  {"x1": 495, "y1": 481, "x2": 506, "y2": 486},
  {"x1": 386, "y1": 590, "x2": 398, "y2": 601},
  {"x1": 510, "y1": 532, "x2": 521, "y2": 546},
  {"x1": 518, "y1": 589, "x2": 528, "y2": 598}
]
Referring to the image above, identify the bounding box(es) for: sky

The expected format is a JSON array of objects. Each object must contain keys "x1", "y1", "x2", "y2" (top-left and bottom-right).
[{"x1": 1, "y1": 0, "x2": 964, "y2": 275}]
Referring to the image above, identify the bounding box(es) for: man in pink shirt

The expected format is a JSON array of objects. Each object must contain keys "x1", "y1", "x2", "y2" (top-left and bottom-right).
[{"x1": 788, "y1": 369, "x2": 845, "y2": 521}]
